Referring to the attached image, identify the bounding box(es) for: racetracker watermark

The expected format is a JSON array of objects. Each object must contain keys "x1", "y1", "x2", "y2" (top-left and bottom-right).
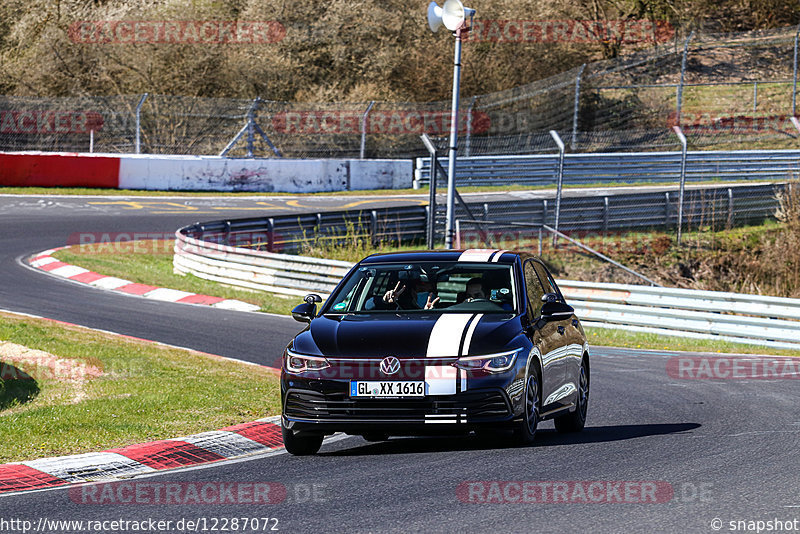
[
  {"x1": 271, "y1": 110, "x2": 491, "y2": 135},
  {"x1": 0, "y1": 111, "x2": 103, "y2": 134},
  {"x1": 456, "y1": 481, "x2": 677, "y2": 504},
  {"x1": 68, "y1": 21, "x2": 285, "y2": 45},
  {"x1": 463, "y1": 19, "x2": 674, "y2": 44},
  {"x1": 667, "y1": 357, "x2": 800, "y2": 380},
  {"x1": 69, "y1": 482, "x2": 286, "y2": 505}
]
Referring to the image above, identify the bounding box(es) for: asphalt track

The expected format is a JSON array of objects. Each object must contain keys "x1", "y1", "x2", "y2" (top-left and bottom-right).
[{"x1": 1, "y1": 193, "x2": 799, "y2": 533}]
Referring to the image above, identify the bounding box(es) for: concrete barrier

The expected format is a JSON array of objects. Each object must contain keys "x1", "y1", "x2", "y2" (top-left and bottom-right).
[{"x1": 0, "y1": 151, "x2": 412, "y2": 192}]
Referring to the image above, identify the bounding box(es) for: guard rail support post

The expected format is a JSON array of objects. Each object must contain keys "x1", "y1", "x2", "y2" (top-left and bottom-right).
[
  {"x1": 571, "y1": 64, "x2": 586, "y2": 151},
  {"x1": 370, "y1": 210, "x2": 378, "y2": 247},
  {"x1": 421, "y1": 133, "x2": 439, "y2": 249},
  {"x1": 135, "y1": 93, "x2": 148, "y2": 154},
  {"x1": 360, "y1": 101, "x2": 375, "y2": 160},
  {"x1": 727, "y1": 188, "x2": 734, "y2": 229},
  {"x1": 672, "y1": 125, "x2": 688, "y2": 246},
  {"x1": 267, "y1": 218, "x2": 275, "y2": 252},
  {"x1": 549, "y1": 130, "x2": 566, "y2": 248},
  {"x1": 676, "y1": 32, "x2": 694, "y2": 126}
]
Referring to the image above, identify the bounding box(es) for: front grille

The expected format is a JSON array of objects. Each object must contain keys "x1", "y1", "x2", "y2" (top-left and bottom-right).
[{"x1": 284, "y1": 389, "x2": 511, "y2": 422}]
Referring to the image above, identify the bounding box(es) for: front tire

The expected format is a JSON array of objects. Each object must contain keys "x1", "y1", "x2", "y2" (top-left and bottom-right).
[
  {"x1": 514, "y1": 367, "x2": 540, "y2": 445},
  {"x1": 554, "y1": 357, "x2": 589, "y2": 433},
  {"x1": 282, "y1": 424, "x2": 323, "y2": 455}
]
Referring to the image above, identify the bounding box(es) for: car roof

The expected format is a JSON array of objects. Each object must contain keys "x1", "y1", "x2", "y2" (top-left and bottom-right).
[{"x1": 359, "y1": 249, "x2": 524, "y2": 265}]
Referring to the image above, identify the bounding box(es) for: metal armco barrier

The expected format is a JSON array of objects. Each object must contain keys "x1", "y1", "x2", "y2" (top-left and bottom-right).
[
  {"x1": 414, "y1": 150, "x2": 800, "y2": 187},
  {"x1": 173, "y1": 234, "x2": 800, "y2": 350},
  {"x1": 176, "y1": 182, "x2": 785, "y2": 256},
  {"x1": 173, "y1": 233, "x2": 353, "y2": 297}
]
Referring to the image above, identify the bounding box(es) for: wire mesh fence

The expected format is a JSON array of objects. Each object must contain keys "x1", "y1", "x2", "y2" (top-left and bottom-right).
[{"x1": 3, "y1": 26, "x2": 800, "y2": 158}]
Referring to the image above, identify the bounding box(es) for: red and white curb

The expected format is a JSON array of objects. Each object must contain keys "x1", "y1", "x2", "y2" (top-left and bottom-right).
[
  {"x1": 27, "y1": 247, "x2": 260, "y2": 312},
  {"x1": 0, "y1": 417, "x2": 284, "y2": 494}
]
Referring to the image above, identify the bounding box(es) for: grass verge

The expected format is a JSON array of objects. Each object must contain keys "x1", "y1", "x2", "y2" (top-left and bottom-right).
[
  {"x1": 52, "y1": 240, "x2": 297, "y2": 315},
  {"x1": 585, "y1": 326, "x2": 800, "y2": 358},
  {"x1": 0, "y1": 311, "x2": 281, "y2": 463}
]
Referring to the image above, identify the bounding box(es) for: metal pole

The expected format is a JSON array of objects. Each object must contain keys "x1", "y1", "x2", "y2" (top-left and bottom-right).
[
  {"x1": 571, "y1": 64, "x2": 586, "y2": 151},
  {"x1": 549, "y1": 130, "x2": 566, "y2": 247},
  {"x1": 445, "y1": 27, "x2": 464, "y2": 249},
  {"x1": 793, "y1": 24, "x2": 800, "y2": 116},
  {"x1": 246, "y1": 98, "x2": 260, "y2": 158},
  {"x1": 465, "y1": 96, "x2": 477, "y2": 157},
  {"x1": 135, "y1": 93, "x2": 148, "y2": 154},
  {"x1": 753, "y1": 81, "x2": 758, "y2": 113},
  {"x1": 360, "y1": 101, "x2": 375, "y2": 159},
  {"x1": 89, "y1": 130, "x2": 94, "y2": 153},
  {"x1": 676, "y1": 32, "x2": 694, "y2": 127},
  {"x1": 428, "y1": 148, "x2": 438, "y2": 249},
  {"x1": 672, "y1": 125, "x2": 688, "y2": 245}
]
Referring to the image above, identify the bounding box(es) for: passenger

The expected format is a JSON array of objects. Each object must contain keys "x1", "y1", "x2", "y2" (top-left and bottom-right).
[{"x1": 383, "y1": 279, "x2": 439, "y2": 310}]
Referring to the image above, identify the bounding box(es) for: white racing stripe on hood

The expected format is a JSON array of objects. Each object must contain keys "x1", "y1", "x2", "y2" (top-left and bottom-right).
[
  {"x1": 426, "y1": 313, "x2": 475, "y2": 357},
  {"x1": 425, "y1": 313, "x2": 475, "y2": 395},
  {"x1": 458, "y1": 249, "x2": 498, "y2": 262}
]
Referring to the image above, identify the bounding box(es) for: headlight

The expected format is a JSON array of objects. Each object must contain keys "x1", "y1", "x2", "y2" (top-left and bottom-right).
[
  {"x1": 285, "y1": 349, "x2": 330, "y2": 373},
  {"x1": 452, "y1": 348, "x2": 521, "y2": 373}
]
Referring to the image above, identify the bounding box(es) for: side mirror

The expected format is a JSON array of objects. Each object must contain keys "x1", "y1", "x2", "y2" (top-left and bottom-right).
[
  {"x1": 541, "y1": 300, "x2": 574, "y2": 322},
  {"x1": 292, "y1": 302, "x2": 316, "y2": 323},
  {"x1": 292, "y1": 294, "x2": 321, "y2": 323}
]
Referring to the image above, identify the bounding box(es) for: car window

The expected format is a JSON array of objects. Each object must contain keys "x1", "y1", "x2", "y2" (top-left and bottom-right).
[
  {"x1": 324, "y1": 262, "x2": 517, "y2": 314},
  {"x1": 523, "y1": 260, "x2": 547, "y2": 319},
  {"x1": 532, "y1": 261, "x2": 559, "y2": 300}
]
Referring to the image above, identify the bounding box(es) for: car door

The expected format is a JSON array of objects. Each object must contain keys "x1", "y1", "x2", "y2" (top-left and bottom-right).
[
  {"x1": 522, "y1": 259, "x2": 566, "y2": 411},
  {"x1": 535, "y1": 260, "x2": 584, "y2": 409},
  {"x1": 540, "y1": 264, "x2": 585, "y2": 398}
]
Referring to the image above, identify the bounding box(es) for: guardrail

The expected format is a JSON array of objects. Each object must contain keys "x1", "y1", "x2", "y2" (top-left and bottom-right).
[
  {"x1": 173, "y1": 236, "x2": 800, "y2": 350},
  {"x1": 176, "y1": 182, "x2": 785, "y2": 256},
  {"x1": 414, "y1": 149, "x2": 800, "y2": 188}
]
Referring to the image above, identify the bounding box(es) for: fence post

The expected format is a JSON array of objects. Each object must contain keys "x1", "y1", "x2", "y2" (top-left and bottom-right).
[
  {"x1": 549, "y1": 130, "x2": 566, "y2": 247},
  {"x1": 427, "y1": 149, "x2": 438, "y2": 249},
  {"x1": 246, "y1": 98, "x2": 259, "y2": 158},
  {"x1": 753, "y1": 81, "x2": 758, "y2": 113},
  {"x1": 675, "y1": 32, "x2": 694, "y2": 127},
  {"x1": 465, "y1": 96, "x2": 477, "y2": 157},
  {"x1": 603, "y1": 196, "x2": 609, "y2": 233},
  {"x1": 727, "y1": 188, "x2": 734, "y2": 229},
  {"x1": 571, "y1": 64, "x2": 586, "y2": 151},
  {"x1": 360, "y1": 101, "x2": 375, "y2": 160},
  {"x1": 793, "y1": 25, "x2": 800, "y2": 116},
  {"x1": 135, "y1": 93, "x2": 148, "y2": 154},
  {"x1": 672, "y1": 125, "x2": 688, "y2": 245}
]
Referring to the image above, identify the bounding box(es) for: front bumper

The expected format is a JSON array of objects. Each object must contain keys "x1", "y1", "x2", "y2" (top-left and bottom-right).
[{"x1": 282, "y1": 386, "x2": 515, "y2": 434}]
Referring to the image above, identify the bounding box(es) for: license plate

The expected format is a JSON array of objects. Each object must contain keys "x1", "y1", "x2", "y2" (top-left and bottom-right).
[{"x1": 350, "y1": 381, "x2": 425, "y2": 398}]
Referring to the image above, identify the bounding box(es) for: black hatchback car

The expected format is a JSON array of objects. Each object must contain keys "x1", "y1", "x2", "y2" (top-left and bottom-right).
[{"x1": 281, "y1": 249, "x2": 589, "y2": 455}]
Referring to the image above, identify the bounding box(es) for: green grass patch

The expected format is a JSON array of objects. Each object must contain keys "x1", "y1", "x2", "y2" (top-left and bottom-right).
[
  {"x1": 0, "y1": 312, "x2": 281, "y2": 463},
  {"x1": 585, "y1": 326, "x2": 800, "y2": 358},
  {"x1": 52, "y1": 240, "x2": 297, "y2": 315}
]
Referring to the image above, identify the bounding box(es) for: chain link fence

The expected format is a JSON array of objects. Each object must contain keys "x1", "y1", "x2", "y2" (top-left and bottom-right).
[{"x1": 3, "y1": 26, "x2": 800, "y2": 158}]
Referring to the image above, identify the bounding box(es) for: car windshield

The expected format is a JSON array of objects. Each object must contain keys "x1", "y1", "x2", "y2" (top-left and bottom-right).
[{"x1": 324, "y1": 262, "x2": 517, "y2": 314}]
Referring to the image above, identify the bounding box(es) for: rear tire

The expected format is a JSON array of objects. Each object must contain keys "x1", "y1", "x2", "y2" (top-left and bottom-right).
[
  {"x1": 514, "y1": 366, "x2": 540, "y2": 445},
  {"x1": 554, "y1": 358, "x2": 589, "y2": 433},
  {"x1": 282, "y1": 424, "x2": 323, "y2": 455}
]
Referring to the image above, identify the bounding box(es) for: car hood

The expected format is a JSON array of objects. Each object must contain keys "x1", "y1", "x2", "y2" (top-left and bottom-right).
[{"x1": 292, "y1": 312, "x2": 522, "y2": 359}]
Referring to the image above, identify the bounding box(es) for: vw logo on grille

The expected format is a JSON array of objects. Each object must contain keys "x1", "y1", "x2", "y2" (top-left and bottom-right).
[{"x1": 379, "y1": 356, "x2": 401, "y2": 376}]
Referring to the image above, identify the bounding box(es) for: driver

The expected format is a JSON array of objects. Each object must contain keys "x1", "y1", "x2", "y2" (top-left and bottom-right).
[{"x1": 465, "y1": 277, "x2": 487, "y2": 301}]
